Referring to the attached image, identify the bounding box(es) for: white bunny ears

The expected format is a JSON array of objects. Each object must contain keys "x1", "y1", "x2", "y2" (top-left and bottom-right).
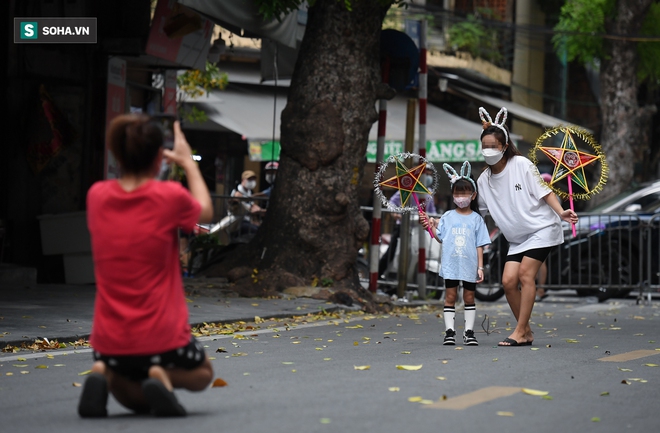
[
  {"x1": 443, "y1": 161, "x2": 477, "y2": 192},
  {"x1": 479, "y1": 106, "x2": 509, "y2": 145}
]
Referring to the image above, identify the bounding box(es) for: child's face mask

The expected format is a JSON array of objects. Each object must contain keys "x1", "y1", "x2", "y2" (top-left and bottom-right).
[{"x1": 453, "y1": 196, "x2": 472, "y2": 208}]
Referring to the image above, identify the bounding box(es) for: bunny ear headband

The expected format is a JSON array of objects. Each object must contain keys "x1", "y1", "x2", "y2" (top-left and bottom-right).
[
  {"x1": 443, "y1": 161, "x2": 477, "y2": 192},
  {"x1": 479, "y1": 106, "x2": 509, "y2": 145}
]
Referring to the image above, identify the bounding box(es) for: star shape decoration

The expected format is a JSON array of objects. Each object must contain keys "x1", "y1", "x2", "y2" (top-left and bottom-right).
[
  {"x1": 378, "y1": 157, "x2": 431, "y2": 207},
  {"x1": 539, "y1": 128, "x2": 601, "y2": 194}
]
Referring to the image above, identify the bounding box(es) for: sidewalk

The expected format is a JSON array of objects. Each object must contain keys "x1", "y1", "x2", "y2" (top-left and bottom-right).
[{"x1": 0, "y1": 279, "x2": 343, "y2": 350}]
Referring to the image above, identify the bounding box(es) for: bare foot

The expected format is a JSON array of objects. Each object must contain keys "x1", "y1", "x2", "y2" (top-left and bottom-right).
[{"x1": 148, "y1": 365, "x2": 174, "y2": 391}]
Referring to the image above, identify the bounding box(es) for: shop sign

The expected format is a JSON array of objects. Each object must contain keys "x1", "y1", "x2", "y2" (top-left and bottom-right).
[
  {"x1": 249, "y1": 141, "x2": 281, "y2": 162},
  {"x1": 366, "y1": 140, "x2": 484, "y2": 163},
  {"x1": 248, "y1": 140, "x2": 485, "y2": 163}
]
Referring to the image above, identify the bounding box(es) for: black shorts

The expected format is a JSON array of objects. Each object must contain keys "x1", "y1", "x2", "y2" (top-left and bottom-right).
[
  {"x1": 444, "y1": 279, "x2": 476, "y2": 291},
  {"x1": 506, "y1": 246, "x2": 552, "y2": 263},
  {"x1": 93, "y1": 336, "x2": 206, "y2": 382}
]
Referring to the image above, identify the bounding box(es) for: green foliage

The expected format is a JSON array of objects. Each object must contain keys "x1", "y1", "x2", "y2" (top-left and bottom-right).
[
  {"x1": 447, "y1": 15, "x2": 487, "y2": 58},
  {"x1": 554, "y1": 0, "x2": 660, "y2": 87},
  {"x1": 637, "y1": 2, "x2": 660, "y2": 86},
  {"x1": 176, "y1": 61, "x2": 227, "y2": 126},
  {"x1": 552, "y1": 0, "x2": 614, "y2": 65},
  {"x1": 447, "y1": 14, "x2": 502, "y2": 64},
  {"x1": 177, "y1": 61, "x2": 228, "y2": 99}
]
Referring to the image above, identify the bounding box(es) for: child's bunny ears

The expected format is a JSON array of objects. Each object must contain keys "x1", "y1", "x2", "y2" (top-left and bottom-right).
[
  {"x1": 443, "y1": 161, "x2": 477, "y2": 192},
  {"x1": 479, "y1": 106, "x2": 509, "y2": 145}
]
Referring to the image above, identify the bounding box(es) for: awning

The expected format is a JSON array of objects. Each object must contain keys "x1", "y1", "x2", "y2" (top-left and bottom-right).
[
  {"x1": 450, "y1": 86, "x2": 592, "y2": 132},
  {"x1": 177, "y1": 0, "x2": 305, "y2": 49},
  {"x1": 183, "y1": 85, "x2": 517, "y2": 162},
  {"x1": 183, "y1": 85, "x2": 288, "y2": 141}
]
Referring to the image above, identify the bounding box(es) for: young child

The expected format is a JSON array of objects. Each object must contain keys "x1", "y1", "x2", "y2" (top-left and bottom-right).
[{"x1": 420, "y1": 161, "x2": 491, "y2": 346}]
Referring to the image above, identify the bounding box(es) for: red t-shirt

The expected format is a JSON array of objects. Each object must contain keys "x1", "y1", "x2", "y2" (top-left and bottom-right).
[{"x1": 86, "y1": 180, "x2": 201, "y2": 355}]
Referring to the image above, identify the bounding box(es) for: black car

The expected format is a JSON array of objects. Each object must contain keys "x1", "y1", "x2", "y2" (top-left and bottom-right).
[{"x1": 476, "y1": 181, "x2": 660, "y2": 302}]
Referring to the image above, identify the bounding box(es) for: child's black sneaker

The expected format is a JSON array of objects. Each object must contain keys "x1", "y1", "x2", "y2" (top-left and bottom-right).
[
  {"x1": 463, "y1": 329, "x2": 478, "y2": 346},
  {"x1": 443, "y1": 329, "x2": 456, "y2": 345}
]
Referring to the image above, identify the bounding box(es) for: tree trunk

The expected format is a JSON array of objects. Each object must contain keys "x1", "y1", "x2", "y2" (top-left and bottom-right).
[
  {"x1": 594, "y1": 0, "x2": 654, "y2": 205},
  {"x1": 205, "y1": 0, "x2": 389, "y2": 302}
]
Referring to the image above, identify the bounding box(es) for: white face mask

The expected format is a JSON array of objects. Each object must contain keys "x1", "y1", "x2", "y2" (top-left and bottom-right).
[
  {"x1": 265, "y1": 174, "x2": 276, "y2": 184},
  {"x1": 421, "y1": 174, "x2": 433, "y2": 188},
  {"x1": 453, "y1": 196, "x2": 472, "y2": 209},
  {"x1": 482, "y1": 148, "x2": 504, "y2": 165},
  {"x1": 245, "y1": 180, "x2": 257, "y2": 190}
]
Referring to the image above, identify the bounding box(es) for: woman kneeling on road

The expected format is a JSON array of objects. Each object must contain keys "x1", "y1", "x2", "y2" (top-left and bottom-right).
[{"x1": 78, "y1": 114, "x2": 214, "y2": 418}]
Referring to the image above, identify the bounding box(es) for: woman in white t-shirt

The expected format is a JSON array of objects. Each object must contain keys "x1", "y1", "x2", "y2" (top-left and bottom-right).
[{"x1": 476, "y1": 107, "x2": 578, "y2": 347}]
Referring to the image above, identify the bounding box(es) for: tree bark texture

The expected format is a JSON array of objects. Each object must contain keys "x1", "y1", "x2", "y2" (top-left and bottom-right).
[
  {"x1": 595, "y1": 0, "x2": 654, "y2": 205},
  {"x1": 206, "y1": 0, "x2": 388, "y2": 299}
]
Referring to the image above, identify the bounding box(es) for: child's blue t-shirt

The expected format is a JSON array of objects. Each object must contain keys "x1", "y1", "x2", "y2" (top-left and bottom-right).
[{"x1": 436, "y1": 210, "x2": 491, "y2": 282}]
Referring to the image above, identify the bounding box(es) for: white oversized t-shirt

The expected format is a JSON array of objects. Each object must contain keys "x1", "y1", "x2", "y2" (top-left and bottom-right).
[{"x1": 477, "y1": 156, "x2": 563, "y2": 255}]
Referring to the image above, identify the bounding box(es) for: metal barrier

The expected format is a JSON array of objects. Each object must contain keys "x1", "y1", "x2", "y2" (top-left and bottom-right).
[
  {"x1": 365, "y1": 209, "x2": 660, "y2": 301},
  {"x1": 360, "y1": 206, "x2": 444, "y2": 296},
  {"x1": 482, "y1": 212, "x2": 659, "y2": 300}
]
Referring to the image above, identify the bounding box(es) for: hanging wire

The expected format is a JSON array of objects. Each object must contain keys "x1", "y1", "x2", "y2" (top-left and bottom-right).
[{"x1": 271, "y1": 43, "x2": 279, "y2": 163}]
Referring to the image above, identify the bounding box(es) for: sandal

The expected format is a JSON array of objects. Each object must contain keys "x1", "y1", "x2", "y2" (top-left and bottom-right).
[{"x1": 498, "y1": 337, "x2": 532, "y2": 347}]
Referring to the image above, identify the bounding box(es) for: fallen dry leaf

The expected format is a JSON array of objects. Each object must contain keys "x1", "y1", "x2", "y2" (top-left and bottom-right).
[
  {"x1": 521, "y1": 388, "x2": 549, "y2": 396},
  {"x1": 388, "y1": 387, "x2": 400, "y2": 392},
  {"x1": 396, "y1": 365, "x2": 423, "y2": 371},
  {"x1": 354, "y1": 365, "x2": 371, "y2": 370},
  {"x1": 212, "y1": 378, "x2": 228, "y2": 387},
  {"x1": 497, "y1": 411, "x2": 514, "y2": 417},
  {"x1": 643, "y1": 363, "x2": 658, "y2": 367},
  {"x1": 72, "y1": 382, "x2": 81, "y2": 387},
  {"x1": 408, "y1": 396, "x2": 423, "y2": 402}
]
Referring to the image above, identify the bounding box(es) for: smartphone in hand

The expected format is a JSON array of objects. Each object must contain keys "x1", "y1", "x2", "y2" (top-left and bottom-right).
[{"x1": 151, "y1": 113, "x2": 177, "y2": 150}]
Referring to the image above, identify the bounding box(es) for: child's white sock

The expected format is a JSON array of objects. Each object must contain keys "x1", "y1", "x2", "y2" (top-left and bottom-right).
[
  {"x1": 464, "y1": 304, "x2": 476, "y2": 331},
  {"x1": 444, "y1": 306, "x2": 455, "y2": 331}
]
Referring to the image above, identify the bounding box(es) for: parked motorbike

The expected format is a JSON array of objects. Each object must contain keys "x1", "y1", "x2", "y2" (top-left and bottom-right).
[{"x1": 357, "y1": 214, "x2": 443, "y2": 298}]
